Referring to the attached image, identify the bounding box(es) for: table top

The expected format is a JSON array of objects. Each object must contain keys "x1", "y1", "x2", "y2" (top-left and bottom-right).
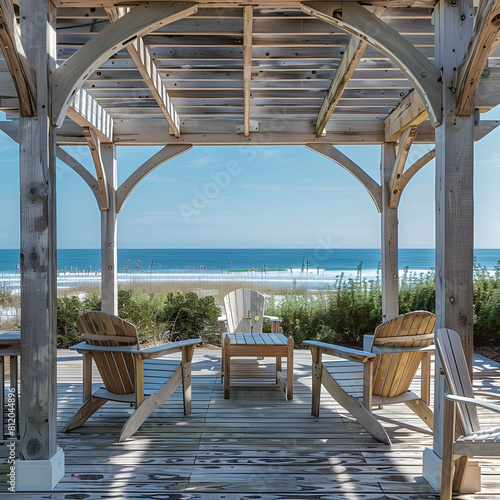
[
  {"x1": 226, "y1": 333, "x2": 288, "y2": 346},
  {"x1": 0, "y1": 330, "x2": 21, "y2": 354}
]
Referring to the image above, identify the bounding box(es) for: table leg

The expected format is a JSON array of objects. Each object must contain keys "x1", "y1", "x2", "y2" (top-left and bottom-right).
[
  {"x1": 224, "y1": 335, "x2": 231, "y2": 399},
  {"x1": 286, "y1": 337, "x2": 293, "y2": 400},
  {"x1": 275, "y1": 356, "x2": 281, "y2": 382}
]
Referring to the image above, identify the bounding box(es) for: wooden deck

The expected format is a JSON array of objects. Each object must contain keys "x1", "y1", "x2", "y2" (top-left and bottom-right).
[{"x1": 2, "y1": 348, "x2": 500, "y2": 499}]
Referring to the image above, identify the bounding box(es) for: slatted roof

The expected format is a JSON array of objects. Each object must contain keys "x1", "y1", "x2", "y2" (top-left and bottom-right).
[{"x1": 1, "y1": 1, "x2": 499, "y2": 145}]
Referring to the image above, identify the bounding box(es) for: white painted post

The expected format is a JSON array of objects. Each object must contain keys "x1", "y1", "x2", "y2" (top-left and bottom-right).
[
  {"x1": 381, "y1": 143, "x2": 399, "y2": 321},
  {"x1": 423, "y1": 0, "x2": 476, "y2": 492},
  {"x1": 100, "y1": 144, "x2": 118, "y2": 315},
  {"x1": 16, "y1": 0, "x2": 64, "y2": 490}
]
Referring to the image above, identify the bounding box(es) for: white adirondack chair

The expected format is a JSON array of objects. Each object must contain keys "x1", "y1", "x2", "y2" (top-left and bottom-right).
[
  {"x1": 436, "y1": 328, "x2": 500, "y2": 500},
  {"x1": 218, "y1": 288, "x2": 281, "y2": 375}
]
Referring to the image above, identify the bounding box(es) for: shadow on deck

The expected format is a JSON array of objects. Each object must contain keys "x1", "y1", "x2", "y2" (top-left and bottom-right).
[{"x1": 2, "y1": 349, "x2": 500, "y2": 499}]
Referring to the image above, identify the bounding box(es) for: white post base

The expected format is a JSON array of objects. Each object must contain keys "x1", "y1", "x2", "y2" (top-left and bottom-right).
[
  {"x1": 14, "y1": 447, "x2": 65, "y2": 491},
  {"x1": 423, "y1": 447, "x2": 481, "y2": 493}
]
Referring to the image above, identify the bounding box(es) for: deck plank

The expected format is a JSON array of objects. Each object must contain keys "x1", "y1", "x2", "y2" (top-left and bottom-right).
[{"x1": 1, "y1": 348, "x2": 499, "y2": 498}]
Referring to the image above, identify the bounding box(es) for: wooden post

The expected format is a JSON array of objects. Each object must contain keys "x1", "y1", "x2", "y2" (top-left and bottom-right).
[
  {"x1": 16, "y1": 0, "x2": 64, "y2": 490},
  {"x1": 100, "y1": 144, "x2": 118, "y2": 315},
  {"x1": 423, "y1": 0, "x2": 476, "y2": 491},
  {"x1": 381, "y1": 143, "x2": 399, "y2": 321}
]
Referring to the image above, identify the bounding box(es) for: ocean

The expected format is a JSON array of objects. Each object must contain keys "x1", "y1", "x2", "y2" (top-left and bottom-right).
[{"x1": 0, "y1": 248, "x2": 499, "y2": 291}]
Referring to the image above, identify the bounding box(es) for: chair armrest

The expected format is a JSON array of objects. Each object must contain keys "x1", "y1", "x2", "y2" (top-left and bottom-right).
[
  {"x1": 303, "y1": 340, "x2": 375, "y2": 363},
  {"x1": 218, "y1": 315, "x2": 226, "y2": 322},
  {"x1": 134, "y1": 338, "x2": 202, "y2": 360},
  {"x1": 69, "y1": 342, "x2": 139, "y2": 354},
  {"x1": 372, "y1": 345, "x2": 435, "y2": 355},
  {"x1": 445, "y1": 393, "x2": 500, "y2": 414},
  {"x1": 263, "y1": 315, "x2": 281, "y2": 322}
]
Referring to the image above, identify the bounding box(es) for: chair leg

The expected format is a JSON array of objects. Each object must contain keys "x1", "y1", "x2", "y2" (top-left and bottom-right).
[
  {"x1": 118, "y1": 366, "x2": 182, "y2": 443},
  {"x1": 404, "y1": 399, "x2": 433, "y2": 430},
  {"x1": 182, "y1": 345, "x2": 194, "y2": 415},
  {"x1": 63, "y1": 396, "x2": 107, "y2": 432},
  {"x1": 441, "y1": 398, "x2": 456, "y2": 500}
]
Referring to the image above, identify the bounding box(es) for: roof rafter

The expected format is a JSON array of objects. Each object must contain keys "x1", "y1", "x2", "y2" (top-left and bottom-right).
[
  {"x1": 301, "y1": 1, "x2": 442, "y2": 127},
  {"x1": 456, "y1": 0, "x2": 500, "y2": 116},
  {"x1": 52, "y1": 1, "x2": 198, "y2": 128},
  {"x1": 243, "y1": 5, "x2": 253, "y2": 137},
  {"x1": 315, "y1": 6, "x2": 384, "y2": 137},
  {"x1": 105, "y1": 6, "x2": 182, "y2": 137},
  {"x1": 0, "y1": 0, "x2": 36, "y2": 116}
]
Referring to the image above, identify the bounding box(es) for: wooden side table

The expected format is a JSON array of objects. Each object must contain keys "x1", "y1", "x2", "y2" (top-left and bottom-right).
[{"x1": 223, "y1": 333, "x2": 293, "y2": 400}]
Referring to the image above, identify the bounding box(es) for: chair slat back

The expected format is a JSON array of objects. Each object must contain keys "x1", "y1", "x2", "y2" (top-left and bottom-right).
[
  {"x1": 77, "y1": 311, "x2": 139, "y2": 395},
  {"x1": 372, "y1": 311, "x2": 435, "y2": 398},
  {"x1": 436, "y1": 328, "x2": 480, "y2": 435},
  {"x1": 224, "y1": 289, "x2": 265, "y2": 333}
]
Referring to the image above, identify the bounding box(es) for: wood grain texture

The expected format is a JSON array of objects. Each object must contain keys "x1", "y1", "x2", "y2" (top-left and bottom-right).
[{"x1": 0, "y1": 0, "x2": 36, "y2": 116}]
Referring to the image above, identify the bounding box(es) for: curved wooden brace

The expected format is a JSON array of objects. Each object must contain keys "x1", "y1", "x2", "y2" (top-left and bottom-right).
[
  {"x1": 84, "y1": 127, "x2": 108, "y2": 210},
  {"x1": 0, "y1": 0, "x2": 36, "y2": 116},
  {"x1": 306, "y1": 143, "x2": 382, "y2": 213},
  {"x1": 301, "y1": 2, "x2": 442, "y2": 127},
  {"x1": 399, "y1": 149, "x2": 435, "y2": 197},
  {"x1": 56, "y1": 146, "x2": 100, "y2": 208},
  {"x1": 116, "y1": 144, "x2": 193, "y2": 213},
  {"x1": 52, "y1": 2, "x2": 198, "y2": 128},
  {"x1": 456, "y1": 0, "x2": 500, "y2": 116},
  {"x1": 389, "y1": 125, "x2": 419, "y2": 208}
]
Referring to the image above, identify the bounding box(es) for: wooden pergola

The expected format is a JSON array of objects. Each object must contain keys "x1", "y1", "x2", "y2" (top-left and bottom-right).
[{"x1": 0, "y1": 0, "x2": 499, "y2": 492}]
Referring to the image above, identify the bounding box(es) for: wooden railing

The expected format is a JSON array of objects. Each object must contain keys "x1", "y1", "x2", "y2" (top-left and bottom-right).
[{"x1": 0, "y1": 331, "x2": 20, "y2": 441}]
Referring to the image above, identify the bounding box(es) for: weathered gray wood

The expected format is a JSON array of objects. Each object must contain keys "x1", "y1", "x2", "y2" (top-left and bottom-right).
[
  {"x1": 456, "y1": 0, "x2": 500, "y2": 116},
  {"x1": 67, "y1": 88, "x2": 114, "y2": 142},
  {"x1": 429, "y1": 0, "x2": 476, "y2": 472},
  {"x1": 51, "y1": 2, "x2": 198, "y2": 127},
  {"x1": 105, "y1": 6, "x2": 182, "y2": 137},
  {"x1": 116, "y1": 144, "x2": 192, "y2": 213},
  {"x1": 389, "y1": 124, "x2": 419, "y2": 208},
  {"x1": 398, "y1": 149, "x2": 435, "y2": 195},
  {"x1": 380, "y1": 142, "x2": 399, "y2": 322},
  {"x1": 301, "y1": 2, "x2": 441, "y2": 126},
  {"x1": 305, "y1": 143, "x2": 382, "y2": 212},
  {"x1": 84, "y1": 127, "x2": 108, "y2": 210},
  {"x1": 100, "y1": 144, "x2": 117, "y2": 315},
  {"x1": 243, "y1": 5, "x2": 253, "y2": 136},
  {"x1": 18, "y1": 0, "x2": 58, "y2": 462}
]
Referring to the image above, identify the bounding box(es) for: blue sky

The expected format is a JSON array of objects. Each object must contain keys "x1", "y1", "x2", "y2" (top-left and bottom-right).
[{"x1": 1, "y1": 109, "x2": 500, "y2": 249}]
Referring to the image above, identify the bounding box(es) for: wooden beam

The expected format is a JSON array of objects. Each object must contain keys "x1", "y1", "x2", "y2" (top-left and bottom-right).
[
  {"x1": 67, "y1": 88, "x2": 113, "y2": 142},
  {"x1": 0, "y1": 0, "x2": 36, "y2": 116},
  {"x1": 381, "y1": 142, "x2": 399, "y2": 321},
  {"x1": 389, "y1": 124, "x2": 419, "y2": 208},
  {"x1": 52, "y1": 1, "x2": 198, "y2": 127},
  {"x1": 384, "y1": 90, "x2": 428, "y2": 143},
  {"x1": 456, "y1": 0, "x2": 500, "y2": 116},
  {"x1": 116, "y1": 144, "x2": 192, "y2": 213},
  {"x1": 306, "y1": 143, "x2": 382, "y2": 212},
  {"x1": 301, "y1": 1, "x2": 441, "y2": 127},
  {"x1": 84, "y1": 127, "x2": 108, "y2": 210},
  {"x1": 243, "y1": 5, "x2": 253, "y2": 137},
  {"x1": 476, "y1": 66, "x2": 500, "y2": 111},
  {"x1": 105, "y1": 6, "x2": 181, "y2": 137},
  {"x1": 315, "y1": 7, "x2": 384, "y2": 137},
  {"x1": 399, "y1": 149, "x2": 435, "y2": 195},
  {"x1": 56, "y1": 146, "x2": 100, "y2": 208}
]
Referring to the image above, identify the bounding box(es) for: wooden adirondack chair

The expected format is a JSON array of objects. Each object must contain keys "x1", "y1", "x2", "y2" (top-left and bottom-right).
[
  {"x1": 64, "y1": 311, "x2": 201, "y2": 442},
  {"x1": 218, "y1": 288, "x2": 281, "y2": 375},
  {"x1": 305, "y1": 310, "x2": 435, "y2": 445},
  {"x1": 436, "y1": 328, "x2": 500, "y2": 500}
]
